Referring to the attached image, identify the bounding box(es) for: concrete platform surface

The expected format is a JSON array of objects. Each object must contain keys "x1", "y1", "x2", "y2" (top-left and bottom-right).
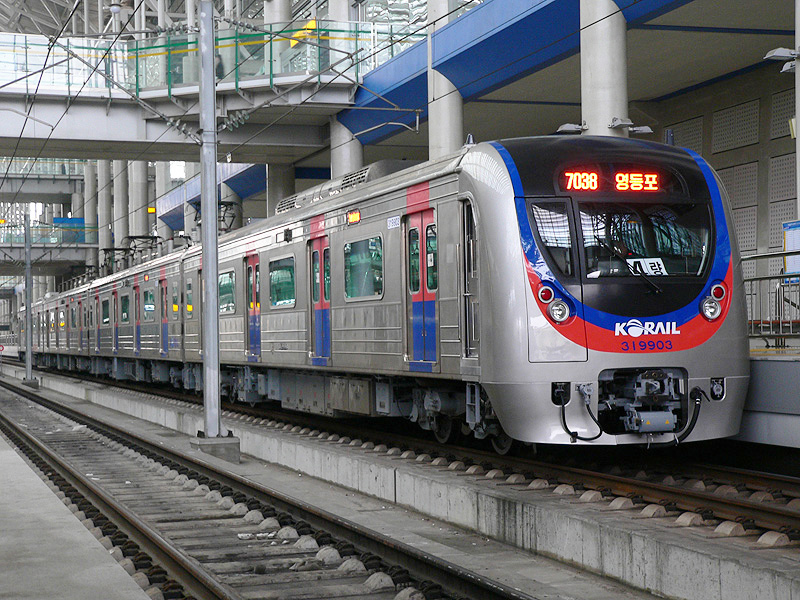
[
  {"x1": 0, "y1": 367, "x2": 659, "y2": 600},
  {"x1": 0, "y1": 431, "x2": 150, "y2": 600}
]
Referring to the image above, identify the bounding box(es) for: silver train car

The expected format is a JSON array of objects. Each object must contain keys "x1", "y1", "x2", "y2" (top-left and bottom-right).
[{"x1": 20, "y1": 136, "x2": 750, "y2": 450}]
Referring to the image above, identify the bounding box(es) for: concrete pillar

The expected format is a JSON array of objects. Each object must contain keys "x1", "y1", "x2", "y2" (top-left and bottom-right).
[
  {"x1": 183, "y1": 0, "x2": 199, "y2": 83},
  {"x1": 98, "y1": 160, "x2": 112, "y2": 274},
  {"x1": 129, "y1": 160, "x2": 149, "y2": 263},
  {"x1": 427, "y1": 0, "x2": 463, "y2": 159},
  {"x1": 155, "y1": 162, "x2": 173, "y2": 255},
  {"x1": 330, "y1": 116, "x2": 363, "y2": 178},
  {"x1": 796, "y1": 0, "x2": 800, "y2": 214},
  {"x1": 113, "y1": 160, "x2": 129, "y2": 270},
  {"x1": 82, "y1": 162, "x2": 98, "y2": 270},
  {"x1": 327, "y1": 0, "x2": 349, "y2": 21},
  {"x1": 266, "y1": 164, "x2": 294, "y2": 216},
  {"x1": 580, "y1": 0, "x2": 628, "y2": 137},
  {"x1": 184, "y1": 162, "x2": 200, "y2": 243},
  {"x1": 220, "y1": 183, "x2": 243, "y2": 231},
  {"x1": 263, "y1": 0, "x2": 291, "y2": 77}
]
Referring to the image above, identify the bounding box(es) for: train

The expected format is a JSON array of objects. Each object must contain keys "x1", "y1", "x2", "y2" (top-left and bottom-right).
[{"x1": 18, "y1": 136, "x2": 750, "y2": 452}]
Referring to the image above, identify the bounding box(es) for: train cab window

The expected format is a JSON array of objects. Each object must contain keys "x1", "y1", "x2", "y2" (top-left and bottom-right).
[
  {"x1": 143, "y1": 289, "x2": 155, "y2": 321},
  {"x1": 408, "y1": 229, "x2": 420, "y2": 293},
  {"x1": 172, "y1": 283, "x2": 179, "y2": 320},
  {"x1": 426, "y1": 225, "x2": 438, "y2": 291},
  {"x1": 323, "y1": 248, "x2": 330, "y2": 302},
  {"x1": 311, "y1": 251, "x2": 320, "y2": 303},
  {"x1": 120, "y1": 295, "x2": 130, "y2": 323},
  {"x1": 186, "y1": 281, "x2": 193, "y2": 318},
  {"x1": 578, "y1": 202, "x2": 710, "y2": 278},
  {"x1": 530, "y1": 201, "x2": 574, "y2": 276},
  {"x1": 219, "y1": 271, "x2": 236, "y2": 314},
  {"x1": 344, "y1": 237, "x2": 383, "y2": 299},
  {"x1": 269, "y1": 258, "x2": 295, "y2": 307},
  {"x1": 101, "y1": 300, "x2": 110, "y2": 325}
]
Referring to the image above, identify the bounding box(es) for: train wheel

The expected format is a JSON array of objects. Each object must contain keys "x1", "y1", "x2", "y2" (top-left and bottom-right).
[
  {"x1": 490, "y1": 432, "x2": 514, "y2": 455},
  {"x1": 432, "y1": 414, "x2": 457, "y2": 444}
]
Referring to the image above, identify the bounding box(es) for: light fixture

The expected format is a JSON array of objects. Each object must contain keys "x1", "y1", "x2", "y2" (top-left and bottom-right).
[
  {"x1": 108, "y1": 1, "x2": 122, "y2": 14},
  {"x1": 764, "y1": 48, "x2": 797, "y2": 75}
]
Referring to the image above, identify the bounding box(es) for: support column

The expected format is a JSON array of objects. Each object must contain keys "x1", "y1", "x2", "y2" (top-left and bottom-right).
[
  {"x1": 263, "y1": 0, "x2": 291, "y2": 77},
  {"x1": 427, "y1": 0, "x2": 463, "y2": 160},
  {"x1": 266, "y1": 164, "x2": 294, "y2": 216},
  {"x1": 184, "y1": 162, "x2": 200, "y2": 243},
  {"x1": 580, "y1": 0, "x2": 628, "y2": 137},
  {"x1": 113, "y1": 160, "x2": 129, "y2": 271},
  {"x1": 796, "y1": 0, "x2": 800, "y2": 214},
  {"x1": 129, "y1": 160, "x2": 149, "y2": 263},
  {"x1": 44, "y1": 205, "x2": 55, "y2": 293},
  {"x1": 83, "y1": 161, "x2": 98, "y2": 270},
  {"x1": 183, "y1": 0, "x2": 199, "y2": 83},
  {"x1": 220, "y1": 183, "x2": 243, "y2": 231},
  {"x1": 155, "y1": 162, "x2": 173, "y2": 255},
  {"x1": 330, "y1": 116, "x2": 363, "y2": 178}
]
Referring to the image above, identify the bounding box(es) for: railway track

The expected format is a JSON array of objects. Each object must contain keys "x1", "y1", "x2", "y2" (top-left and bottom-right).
[
  {"x1": 8, "y1": 365, "x2": 800, "y2": 545},
  {"x1": 0, "y1": 377, "x2": 536, "y2": 600}
]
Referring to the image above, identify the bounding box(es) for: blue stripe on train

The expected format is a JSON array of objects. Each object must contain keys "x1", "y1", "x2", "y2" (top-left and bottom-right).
[{"x1": 313, "y1": 308, "x2": 330, "y2": 358}]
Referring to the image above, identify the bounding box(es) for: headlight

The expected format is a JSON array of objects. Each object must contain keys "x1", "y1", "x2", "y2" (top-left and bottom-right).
[
  {"x1": 701, "y1": 296, "x2": 721, "y2": 320},
  {"x1": 548, "y1": 299, "x2": 570, "y2": 323}
]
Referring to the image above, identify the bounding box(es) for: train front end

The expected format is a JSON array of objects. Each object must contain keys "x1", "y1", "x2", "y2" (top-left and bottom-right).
[{"x1": 464, "y1": 136, "x2": 749, "y2": 445}]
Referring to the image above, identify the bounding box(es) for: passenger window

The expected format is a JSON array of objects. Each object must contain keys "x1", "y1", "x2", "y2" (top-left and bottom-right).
[
  {"x1": 71, "y1": 307, "x2": 76, "y2": 328},
  {"x1": 219, "y1": 271, "x2": 236, "y2": 313},
  {"x1": 102, "y1": 300, "x2": 110, "y2": 324},
  {"x1": 323, "y1": 248, "x2": 330, "y2": 302},
  {"x1": 247, "y1": 265, "x2": 254, "y2": 309},
  {"x1": 186, "y1": 281, "x2": 193, "y2": 318},
  {"x1": 530, "y1": 201, "x2": 574, "y2": 277},
  {"x1": 143, "y1": 289, "x2": 155, "y2": 321},
  {"x1": 344, "y1": 237, "x2": 383, "y2": 299},
  {"x1": 172, "y1": 283, "x2": 179, "y2": 320},
  {"x1": 408, "y1": 229, "x2": 420, "y2": 293},
  {"x1": 255, "y1": 265, "x2": 260, "y2": 309},
  {"x1": 59, "y1": 310, "x2": 65, "y2": 328},
  {"x1": 426, "y1": 225, "x2": 438, "y2": 291},
  {"x1": 269, "y1": 258, "x2": 295, "y2": 307},
  {"x1": 120, "y1": 295, "x2": 130, "y2": 323},
  {"x1": 312, "y1": 251, "x2": 320, "y2": 303}
]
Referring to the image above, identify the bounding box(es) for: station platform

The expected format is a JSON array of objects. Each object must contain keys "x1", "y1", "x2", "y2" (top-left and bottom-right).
[{"x1": 0, "y1": 424, "x2": 150, "y2": 599}]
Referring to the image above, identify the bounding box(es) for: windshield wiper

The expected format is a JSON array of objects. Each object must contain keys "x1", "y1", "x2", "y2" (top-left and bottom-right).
[{"x1": 596, "y1": 238, "x2": 663, "y2": 295}]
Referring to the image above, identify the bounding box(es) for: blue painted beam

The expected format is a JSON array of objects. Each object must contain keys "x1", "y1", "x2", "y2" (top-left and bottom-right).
[{"x1": 338, "y1": 0, "x2": 696, "y2": 145}]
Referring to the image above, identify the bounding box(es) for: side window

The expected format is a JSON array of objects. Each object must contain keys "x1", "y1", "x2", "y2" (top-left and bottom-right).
[
  {"x1": 323, "y1": 248, "x2": 330, "y2": 302},
  {"x1": 311, "y1": 251, "x2": 320, "y2": 303},
  {"x1": 101, "y1": 300, "x2": 110, "y2": 324},
  {"x1": 58, "y1": 310, "x2": 65, "y2": 328},
  {"x1": 426, "y1": 224, "x2": 438, "y2": 291},
  {"x1": 186, "y1": 281, "x2": 193, "y2": 318},
  {"x1": 120, "y1": 295, "x2": 130, "y2": 323},
  {"x1": 269, "y1": 257, "x2": 295, "y2": 307},
  {"x1": 247, "y1": 265, "x2": 254, "y2": 309},
  {"x1": 172, "y1": 282, "x2": 179, "y2": 320},
  {"x1": 71, "y1": 307, "x2": 76, "y2": 328},
  {"x1": 161, "y1": 284, "x2": 167, "y2": 321},
  {"x1": 255, "y1": 265, "x2": 260, "y2": 309},
  {"x1": 219, "y1": 271, "x2": 236, "y2": 314},
  {"x1": 408, "y1": 228, "x2": 420, "y2": 293},
  {"x1": 530, "y1": 201, "x2": 574, "y2": 277},
  {"x1": 143, "y1": 289, "x2": 155, "y2": 321},
  {"x1": 344, "y1": 237, "x2": 383, "y2": 299}
]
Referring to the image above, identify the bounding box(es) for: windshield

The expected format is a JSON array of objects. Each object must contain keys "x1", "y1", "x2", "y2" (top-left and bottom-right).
[{"x1": 578, "y1": 202, "x2": 710, "y2": 278}]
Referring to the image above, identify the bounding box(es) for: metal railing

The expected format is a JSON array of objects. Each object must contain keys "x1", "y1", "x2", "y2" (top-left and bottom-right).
[
  {"x1": 0, "y1": 21, "x2": 425, "y2": 99},
  {"x1": 743, "y1": 249, "x2": 800, "y2": 349},
  {"x1": 0, "y1": 224, "x2": 98, "y2": 245},
  {"x1": 0, "y1": 157, "x2": 86, "y2": 177}
]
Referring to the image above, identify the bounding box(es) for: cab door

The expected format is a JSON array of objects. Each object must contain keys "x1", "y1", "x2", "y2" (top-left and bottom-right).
[
  {"x1": 245, "y1": 254, "x2": 261, "y2": 359},
  {"x1": 406, "y1": 209, "x2": 438, "y2": 368},
  {"x1": 310, "y1": 236, "x2": 330, "y2": 365}
]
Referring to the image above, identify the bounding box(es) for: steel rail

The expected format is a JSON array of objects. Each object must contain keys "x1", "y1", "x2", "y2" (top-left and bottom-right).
[
  {"x1": 0, "y1": 400, "x2": 237, "y2": 600},
  {"x1": 0, "y1": 375, "x2": 538, "y2": 600}
]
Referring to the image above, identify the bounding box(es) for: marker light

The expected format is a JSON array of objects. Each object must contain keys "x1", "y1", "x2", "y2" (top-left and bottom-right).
[
  {"x1": 538, "y1": 286, "x2": 555, "y2": 303},
  {"x1": 548, "y1": 299, "x2": 570, "y2": 323},
  {"x1": 701, "y1": 296, "x2": 722, "y2": 320},
  {"x1": 711, "y1": 284, "x2": 726, "y2": 300}
]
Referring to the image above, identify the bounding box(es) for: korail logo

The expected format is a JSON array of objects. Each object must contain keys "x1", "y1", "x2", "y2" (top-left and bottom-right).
[{"x1": 614, "y1": 319, "x2": 681, "y2": 337}]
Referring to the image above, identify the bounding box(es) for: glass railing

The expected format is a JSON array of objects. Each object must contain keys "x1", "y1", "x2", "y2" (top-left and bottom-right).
[
  {"x1": 0, "y1": 20, "x2": 426, "y2": 98},
  {"x1": 0, "y1": 224, "x2": 98, "y2": 245},
  {"x1": 0, "y1": 157, "x2": 86, "y2": 177}
]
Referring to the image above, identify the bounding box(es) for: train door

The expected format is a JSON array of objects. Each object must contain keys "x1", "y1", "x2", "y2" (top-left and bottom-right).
[
  {"x1": 309, "y1": 237, "x2": 330, "y2": 365},
  {"x1": 134, "y1": 284, "x2": 141, "y2": 355},
  {"x1": 112, "y1": 288, "x2": 119, "y2": 353},
  {"x1": 160, "y1": 279, "x2": 168, "y2": 355},
  {"x1": 78, "y1": 299, "x2": 83, "y2": 351},
  {"x1": 245, "y1": 254, "x2": 261, "y2": 359},
  {"x1": 463, "y1": 202, "x2": 479, "y2": 358},
  {"x1": 94, "y1": 295, "x2": 100, "y2": 353},
  {"x1": 406, "y1": 209, "x2": 438, "y2": 367}
]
